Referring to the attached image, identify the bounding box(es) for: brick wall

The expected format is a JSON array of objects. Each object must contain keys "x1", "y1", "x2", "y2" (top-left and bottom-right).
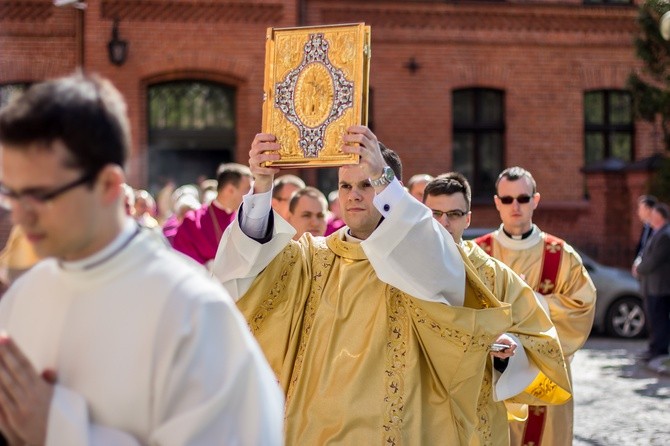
[{"x1": 0, "y1": 0, "x2": 663, "y2": 265}]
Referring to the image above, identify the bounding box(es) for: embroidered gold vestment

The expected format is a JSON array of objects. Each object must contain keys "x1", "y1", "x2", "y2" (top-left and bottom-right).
[{"x1": 237, "y1": 230, "x2": 513, "y2": 445}]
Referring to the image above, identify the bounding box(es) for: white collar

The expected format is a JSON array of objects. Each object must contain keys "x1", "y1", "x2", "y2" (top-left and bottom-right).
[
  {"x1": 60, "y1": 219, "x2": 138, "y2": 271},
  {"x1": 493, "y1": 223, "x2": 543, "y2": 251}
]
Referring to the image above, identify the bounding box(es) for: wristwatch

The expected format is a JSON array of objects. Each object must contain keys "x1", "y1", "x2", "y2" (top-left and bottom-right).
[{"x1": 369, "y1": 166, "x2": 395, "y2": 187}]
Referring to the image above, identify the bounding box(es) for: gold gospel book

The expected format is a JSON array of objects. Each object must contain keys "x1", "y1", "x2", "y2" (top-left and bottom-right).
[{"x1": 262, "y1": 23, "x2": 371, "y2": 168}]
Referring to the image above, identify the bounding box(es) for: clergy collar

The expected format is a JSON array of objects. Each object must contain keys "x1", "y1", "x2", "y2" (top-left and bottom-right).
[
  {"x1": 494, "y1": 223, "x2": 542, "y2": 251},
  {"x1": 501, "y1": 225, "x2": 534, "y2": 240},
  {"x1": 59, "y1": 218, "x2": 140, "y2": 271}
]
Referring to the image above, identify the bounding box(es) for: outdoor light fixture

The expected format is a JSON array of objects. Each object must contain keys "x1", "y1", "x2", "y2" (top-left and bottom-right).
[
  {"x1": 108, "y1": 19, "x2": 128, "y2": 66},
  {"x1": 661, "y1": 11, "x2": 670, "y2": 40}
]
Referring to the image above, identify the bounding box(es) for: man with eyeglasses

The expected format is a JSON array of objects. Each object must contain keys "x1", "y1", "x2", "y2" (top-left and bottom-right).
[
  {"x1": 475, "y1": 166, "x2": 596, "y2": 446},
  {"x1": 0, "y1": 73, "x2": 283, "y2": 445},
  {"x1": 423, "y1": 173, "x2": 571, "y2": 446}
]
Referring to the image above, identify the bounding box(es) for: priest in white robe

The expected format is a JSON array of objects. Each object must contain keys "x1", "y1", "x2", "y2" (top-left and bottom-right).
[{"x1": 0, "y1": 73, "x2": 283, "y2": 446}]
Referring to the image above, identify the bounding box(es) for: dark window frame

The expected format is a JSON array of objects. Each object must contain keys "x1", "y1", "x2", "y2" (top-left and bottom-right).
[
  {"x1": 452, "y1": 87, "x2": 505, "y2": 201},
  {"x1": 583, "y1": 89, "x2": 634, "y2": 165}
]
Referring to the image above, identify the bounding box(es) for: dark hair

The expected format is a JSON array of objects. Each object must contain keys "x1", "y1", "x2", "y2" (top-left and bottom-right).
[
  {"x1": 216, "y1": 163, "x2": 252, "y2": 191},
  {"x1": 288, "y1": 186, "x2": 327, "y2": 214},
  {"x1": 379, "y1": 141, "x2": 403, "y2": 183},
  {"x1": 638, "y1": 195, "x2": 658, "y2": 208},
  {"x1": 495, "y1": 166, "x2": 536, "y2": 194},
  {"x1": 425, "y1": 172, "x2": 472, "y2": 210},
  {"x1": 0, "y1": 73, "x2": 130, "y2": 178},
  {"x1": 653, "y1": 202, "x2": 670, "y2": 220}
]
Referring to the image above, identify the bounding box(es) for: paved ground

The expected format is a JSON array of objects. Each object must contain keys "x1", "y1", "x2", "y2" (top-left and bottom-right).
[{"x1": 572, "y1": 336, "x2": 670, "y2": 445}]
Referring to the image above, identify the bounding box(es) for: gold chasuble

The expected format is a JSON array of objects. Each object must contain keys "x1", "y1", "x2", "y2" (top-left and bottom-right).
[
  {"x1": 462, "y1": 241, "x2": 571, "y2": 446},
  {"x1": 475, "y1": 226, "x2": 596, "y2": 446},
  {"x1": 237, "y1": 229, "x2": 512, "y2": 445}
]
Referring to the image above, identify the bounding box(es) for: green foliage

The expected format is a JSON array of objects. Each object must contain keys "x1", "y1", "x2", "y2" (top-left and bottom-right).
[{"x1": 627, "y1": 0, "x2": 670, "y2": 151}]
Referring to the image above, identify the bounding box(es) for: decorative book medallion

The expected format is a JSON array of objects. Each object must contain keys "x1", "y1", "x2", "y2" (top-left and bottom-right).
[{"x1": 263, "y1": 23, "x2": 370, "y2": 168}]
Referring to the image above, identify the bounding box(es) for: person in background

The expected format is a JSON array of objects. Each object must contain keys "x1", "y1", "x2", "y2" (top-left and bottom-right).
[
  {"x1": 173, "y1": 164, "x2": 252, "y2": 268},
  {"x1": 325, "y1": 189, "x2": 345, "y2": 235},
  {"x1": 635, "y1": 202, "x2": 670, "y2": 362},
  {"x1": 475, "y1": 166, "x2": 596, "y2": 446},
  {"x1": 633, "y1": 195, "x2": 657, "y2": 263},
  {"x1": 0, "y1": 225, "x2": 41, "y2": 289},
  {"x1": 0, "y1": 72, "x2": 283, "y2": 445},
  {"x1": 133, "y1": 189, "x2": 159, "y2": 230},
  {"x1": 407, "y1": 173, "x2": 434, "y2": 201},
  {"x1": 161, "y1": 184, "x2": 201, "y2": 246},
  {"x1": 423, "y1": 173, "x2": 570, "y2": 445},
  {"x1": 271, "y1": 174, "x2": 305, "y2": 220},
  {"x1": 286, "y1": 186, "x2": 328, "y2": 240}
]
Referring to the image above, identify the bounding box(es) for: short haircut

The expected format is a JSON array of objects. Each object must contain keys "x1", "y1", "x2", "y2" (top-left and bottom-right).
[
  {"x1": 408, "y1": 174, "x2": 434, "y2": 191},
  {"x1": 0, "y1": 72, "x2": 130, "y2": 179},
  {"x1": 495, "y1": 166, "x2": 537, "y2": 194},
  {"x1": 288, "y1": 186, "x2": 328, "y2": 214},
  {"x1": 425, "y1": 172, "x2": 472, "y2": 210},
  {"x1": 379, "y1": 141, "x2": 403, "y2": 183},
  {"x1": 638, "y1": 195, "x2": 658, "y2": 208},
  {"x1": 216, "y1": 163, "x2": 251, "y2": 191},
  {"x1": 653, "y1": 202, "x2": 670, "y2": 220},
  {"x1": 273, "y1": 175, "x2": 306, "y2": 199}
]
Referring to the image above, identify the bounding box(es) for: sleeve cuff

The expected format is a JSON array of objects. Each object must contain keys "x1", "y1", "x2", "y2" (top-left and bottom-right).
[
  {"x1": 372, "y1": 178, "x2": 405, "y2": 218},
  {"x1": 492, "y1": 333, "x2": 540, "y2": 402}
]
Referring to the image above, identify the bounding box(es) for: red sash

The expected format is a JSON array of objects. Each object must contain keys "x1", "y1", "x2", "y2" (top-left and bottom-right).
[
  {"x1": 476, "y1": 232, "x2": 565, "y2": 446},
  {"x1": 524, "y1": 234, "x2": 563, "y2": 446},
  {"x1": 474, "y1": 233, "x2": 494, "y2": 256}
]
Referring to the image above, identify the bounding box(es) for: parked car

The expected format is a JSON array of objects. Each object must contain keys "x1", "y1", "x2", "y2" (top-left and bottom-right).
[{"x1": 462, "y1": 228, "x2": 646, "y2": 339}]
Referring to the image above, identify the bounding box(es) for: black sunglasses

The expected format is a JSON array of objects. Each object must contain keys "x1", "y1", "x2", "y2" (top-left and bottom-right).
[{"x1": 497, "y1": 195, "x2": 533, "y2": 205}]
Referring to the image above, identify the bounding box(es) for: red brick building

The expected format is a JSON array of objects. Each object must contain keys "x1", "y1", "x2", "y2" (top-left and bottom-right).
[{"x1": 0, "y1": 0, "x2": 663, "y2": 265}]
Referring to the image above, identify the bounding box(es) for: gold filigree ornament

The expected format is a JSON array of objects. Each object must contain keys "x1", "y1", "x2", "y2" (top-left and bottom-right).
[{"x1": 263, "y1": 23, "x2": 371, "y2": 168}]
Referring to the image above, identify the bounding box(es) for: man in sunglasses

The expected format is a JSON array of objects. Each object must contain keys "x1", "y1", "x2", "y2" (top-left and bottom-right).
[
  {"x1": 0, "y1": 73, "x2": 283, "y2": 445},
  {"x1": 475, "y1": 166, "x2": 596, "y2": 446},
  {"x1": 423, "y1": 173, "x2": 571, "y2": 446}
]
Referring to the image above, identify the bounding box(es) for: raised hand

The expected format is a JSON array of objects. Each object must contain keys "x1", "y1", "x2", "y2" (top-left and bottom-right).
[
  {"x1": 249, "y1": 133, "x2": 282, "y2": 194},
  {"x1": 341, "y1": 126, "x2": 387, "y2": 184}
]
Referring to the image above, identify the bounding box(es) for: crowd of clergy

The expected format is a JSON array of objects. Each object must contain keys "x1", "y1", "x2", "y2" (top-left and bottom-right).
[{"x1": 0, "y1": 73, "x2": 599, "y2": 445}]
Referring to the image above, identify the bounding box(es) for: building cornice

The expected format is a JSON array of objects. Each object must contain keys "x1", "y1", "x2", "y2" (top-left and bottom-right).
[{"x1": 100, "y1": 1, "x2": 283, "y2": 23}]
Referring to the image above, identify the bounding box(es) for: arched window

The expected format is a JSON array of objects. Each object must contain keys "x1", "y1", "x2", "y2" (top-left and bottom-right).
[
  {"x1": 584, "y1": 89, "x2": 633, "y2": 165},
  {"x1": 147, "y1": 80, "x2": 236, "y2": 189},
  {"x1": 452, "y1": 88, "x2": 505, "y2": 198}
]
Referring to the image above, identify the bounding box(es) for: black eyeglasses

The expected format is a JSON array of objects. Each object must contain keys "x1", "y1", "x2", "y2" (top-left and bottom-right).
[
  {"x1": 431, "y1": 209, "x2": 469, "y2": 220},
  {"x1": 0, "y1": 172, "x2": 96, "y2": 209},
  {"x1": 497, "y1": 195, "x2": 533, "y2": 205}
]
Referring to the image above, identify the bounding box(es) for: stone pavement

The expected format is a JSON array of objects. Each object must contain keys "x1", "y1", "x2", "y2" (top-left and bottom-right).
[{"x1": 572, "y1": 336, "x2": 670, "y2": 445}]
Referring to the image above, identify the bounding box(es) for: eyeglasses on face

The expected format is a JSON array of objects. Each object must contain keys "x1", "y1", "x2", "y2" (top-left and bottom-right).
[
  {"x1": 0, "y1": 172, "x2": 96, "y2": 210},
  {"x1": 497, "y1": 194, "x2": 533, "y2": 205},
  {"x1": 431, "y1": 209, "x2": 469, "y2": 220}
]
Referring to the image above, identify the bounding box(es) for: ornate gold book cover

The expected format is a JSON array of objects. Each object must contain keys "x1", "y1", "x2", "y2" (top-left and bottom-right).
[{"x1": 262, "y1": 23, "x2": 371, "y2": 168}]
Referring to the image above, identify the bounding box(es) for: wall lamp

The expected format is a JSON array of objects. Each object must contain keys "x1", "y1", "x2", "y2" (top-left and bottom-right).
[
  {"x1": 404, "y1": 57, "x2": 421, "y2": 74},
  {"x1": 108, "y1": 19, "x2": 128, "y2": 66}
]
